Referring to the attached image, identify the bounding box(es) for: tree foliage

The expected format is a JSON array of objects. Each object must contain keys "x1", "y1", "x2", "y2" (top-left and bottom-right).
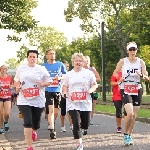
[
  {"x1": 64, "y1": 0, "x2": 150, "y2": 58},
  {"x1": 16, "y1": 26, "x2": 67, "y2": 62},
  {"x1": 5, "y1": 58, "x2": 19, "y2": 69},
  {"x1": 0, "y1": 0, "x2": 38, "y2": 41}
]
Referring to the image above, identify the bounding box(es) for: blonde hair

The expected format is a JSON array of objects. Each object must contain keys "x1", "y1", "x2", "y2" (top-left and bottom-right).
[
  {"x1": 71, "y1": 52, "x2": 85, "y2": 66},
  {"x1": 126, "y1": 41, "x2": 137, "y2": 46}
]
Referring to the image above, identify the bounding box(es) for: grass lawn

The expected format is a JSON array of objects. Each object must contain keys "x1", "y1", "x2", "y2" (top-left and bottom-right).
[{"x1": 95, "y1": 104, "x2": 150, "y2": 118}]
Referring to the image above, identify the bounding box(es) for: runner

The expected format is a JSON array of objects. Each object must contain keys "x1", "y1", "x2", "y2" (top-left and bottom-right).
[
  {"x1": 63, "y1": 53, "x2": 98, "y2": 150},
  {"x1": 14, "y1": 50, "x2": 52, "y2": 150},
  {"x1": 84, "y1": 56, "x2": 101, "y2": 126},
  {"x1": 110, "y1": 71, "x2": 124, "y2": 133},
  {"x1": 113, "y1": 41, "x2": 148, "y2": 145},
  {"x1": 60, "y1": 61, "x2": 73, "y2": 132},
  {"x1": 42, "y1": 49, "x2": 66, "y2": 139},
  {"x1": 0, "y1": 65, "x2": 13, "y2": 134}
]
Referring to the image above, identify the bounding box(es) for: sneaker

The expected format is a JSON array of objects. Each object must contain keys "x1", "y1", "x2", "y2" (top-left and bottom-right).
[
  {"x1": 90, "y1": 120, "x2": 93, "y2": 125},
  {"x1": 116, "y1": 127, "x2": 122, "y2": 133},
  {"x1": 27, "y1": 147, "x2": 33, "y2": 150},
  {"x1": 77, "y1": 144, "x2": 83, "y2": 150},
  {"x1": 4, "y1": 122, "x2": 9, "y2": 131},
  {"x1": 124, "y1": 134, "x2": 130, "y2": 146},
  {"x1": 32, "y1": 131, "x2": 37, "y2": 141},
  {"x1": 48, "y1": 125, "x2": 50, "y2": 130},
  {"x1": 70, "y1": 125, "x2": 73, "y2": 131},
  {"x1": 128, "y1": 135, "x2": 134, "y2": 145},
  {"x1": 50, "y1": 130, "x2": 56, "y2": 139},
  {"x1": 0, "y1": 128, "x2": 4, "y2": 134},
  {"x1": 61, "y1": 126, "x2": 66, "y2": 132},
  {"x1": 82, "y1": 129, "x2": 87, "y2": 135}
]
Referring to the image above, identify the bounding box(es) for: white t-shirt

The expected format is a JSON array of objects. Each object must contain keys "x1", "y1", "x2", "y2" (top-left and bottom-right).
[
  {"x1": 63, "y1": 68, "x2": 96, "y2": 111},
  {"x1": 14, "y1": 64, "x2": 52, "y2": 108}
]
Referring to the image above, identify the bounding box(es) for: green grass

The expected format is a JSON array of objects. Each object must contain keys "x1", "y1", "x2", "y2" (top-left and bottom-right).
[
  {"x1": 95, "y1": 104, "x2": 150, "y2": 118},
  {"x1": 98, "y1": 93, "x2": 150, "y2": 103}
]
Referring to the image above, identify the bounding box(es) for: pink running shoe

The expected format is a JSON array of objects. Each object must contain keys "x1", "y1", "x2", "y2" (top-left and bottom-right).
[
  {"x1": 32, "y1": 131, "x2": 37, "y2": 141},
  {"x1": 27, "y1": 147, "x2": 33, "y2": 150}
]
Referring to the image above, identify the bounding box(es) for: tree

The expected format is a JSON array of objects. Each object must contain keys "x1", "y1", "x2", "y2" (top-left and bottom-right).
[
  {"x1": 64, "y1": 0, "x2": 150, "y2": 58},
  {"x1": 16, "y1": 26, "x2": 67, "y2": 62},
  {"x1": 0, "y1": 0, "x2": 38, "y2": 41},
  {"x1": 5, "y1": 58, "x2": 19, "y2": 69}
]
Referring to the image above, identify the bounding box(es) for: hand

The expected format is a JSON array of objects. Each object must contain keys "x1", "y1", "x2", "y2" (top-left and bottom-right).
[
  {"x1": 118, "y1": 77, "x2": 124, "y2": 82},
  {"x1": 53, "y1": 75, "x2": 60, "y2": 81},
  {"x1": 87, "y1": 90, "x2": 92, "y2": 94},
  {"x1": 135, "y1": 70, "x2": 142, "y2": 76}
]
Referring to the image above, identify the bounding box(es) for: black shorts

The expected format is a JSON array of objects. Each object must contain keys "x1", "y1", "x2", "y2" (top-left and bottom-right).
[
  {"x1": 60, "y1": 96, "x2": 66, "y2": 116},
  {"x1": 120, "y1": 89, "x2": 142, "y2": 106},
  {"x1": 45, "y1": 92, "x2": 61, "y2": 114},
  {"x1": 113, "y1": 100, "x2": 122, "y2": 118},
  {"x1": 0, "y1": 98, "x2": 11, "y2": 102}
]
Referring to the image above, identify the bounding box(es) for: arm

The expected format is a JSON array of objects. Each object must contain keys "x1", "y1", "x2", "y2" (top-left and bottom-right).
[
  {"x1": 88, "y1": 82, "x2": 98, "y2": 93},
  {"x1": 113, "y1": 59, "x2": 124, "y2": 77},
  {"x1": 92, "y1": 67, "x2": 101, "y2": 82}
]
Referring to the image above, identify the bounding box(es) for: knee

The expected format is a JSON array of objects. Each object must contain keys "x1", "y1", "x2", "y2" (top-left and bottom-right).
[{"x1": 127, "y1": 112, "x2": 134, "y2": 119}]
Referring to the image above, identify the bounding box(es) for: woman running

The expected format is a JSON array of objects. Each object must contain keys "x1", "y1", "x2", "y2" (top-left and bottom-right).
[
  {"x1": 110, "y1": 71, "x2": 124, "y2": 133},
  {"x1": 0, "y1": 65, "x2": 13, "y2": 134},
  {"x1": 14, "y1": 50, "x2": 52, "y2": 150},
  {"x1": 63, "y1": 53, "x2": 98, "y2": 150},
  {"x1": 84, "y1": 56, "x2": 101, "y2": 126},
  {"x1": 113, "y1": 41, "x2": 148, "y2": 145}
]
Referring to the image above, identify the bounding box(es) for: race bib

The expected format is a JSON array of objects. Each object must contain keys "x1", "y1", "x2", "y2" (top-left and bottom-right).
[
  {"x1": 124, "y1": 82, "x2": 138, "y2": 95},
  {"x1": 0, "y1": 89, "x2": 11, "y2": 99},
  {"x1": 71, "y1": 91, "x2": 87, "y2": 102},
  {"x1": 22, "y1": 87, "x2": 39, "y2": 100},
  {"x1": 49, "y1": 79, "x2": 59, "y2": 87}
]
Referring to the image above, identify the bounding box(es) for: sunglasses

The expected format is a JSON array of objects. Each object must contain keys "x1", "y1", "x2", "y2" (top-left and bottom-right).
[{"x1": 128, "y1": 47, "x2": 137, "y2": 51}]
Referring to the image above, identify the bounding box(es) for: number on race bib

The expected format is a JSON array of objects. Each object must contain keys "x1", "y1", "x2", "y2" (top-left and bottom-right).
[
  {"x1": 0, "y1": 90, "x2": 11, "y2": 99},
  {"x1": 49, "y1": 79, "x2": 59, "y2": 87},
  {"x1": 124, "y1": 83, "x2": 138, "y2": 95},
  {"x1": 71, "y1": 92, "x2": 86, "y2": 101},
  {"x1": 22, "y1": 87, "x2": 39, "y2": 99}
]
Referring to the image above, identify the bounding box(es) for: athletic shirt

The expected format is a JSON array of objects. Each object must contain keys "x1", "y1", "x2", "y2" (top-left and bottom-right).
[
  {"x1": 0, "y1": 76, "x2": 12, "y2": 99},
  {"x1": 42, "y1": 61, "x2": 66, "y2": 92},
  {"x1": 63, "y1": 68, "x2": 96, "y2": 111},
  {"x1": 121, "y1": 57, "x2": 141, "y2": 89}
]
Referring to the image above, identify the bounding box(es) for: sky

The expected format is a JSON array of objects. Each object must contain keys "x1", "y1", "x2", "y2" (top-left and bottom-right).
[{"x1": 0, "y1": 0, "x2": 83, "y2": 65}]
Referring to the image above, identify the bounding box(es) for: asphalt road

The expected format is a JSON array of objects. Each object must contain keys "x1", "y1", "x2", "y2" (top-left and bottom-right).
[{"x1": 1, "y1": 105, "x2": 150, "y2": 150}]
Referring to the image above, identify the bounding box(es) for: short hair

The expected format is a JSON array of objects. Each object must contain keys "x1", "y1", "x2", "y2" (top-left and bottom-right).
[
  {"x1": 46, "y1": 49, "x2": 55, "y2": 55},
  {"x1": 71, "y1": 52, "x2": 85, "y2": 66},
  {"x1": 63, "y1": 61, "x2": 69, "y2": 64},
  {"x1": 27, "y1": 50, "x2": 39, "y2": 58},
  {"x1": 0, "y1": 65, "x2": 7, "y2": 71}
]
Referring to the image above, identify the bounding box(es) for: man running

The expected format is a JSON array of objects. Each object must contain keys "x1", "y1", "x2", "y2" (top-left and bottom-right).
[{"x1": 42, "y1": 49, "x2": 66, "y2": 139}]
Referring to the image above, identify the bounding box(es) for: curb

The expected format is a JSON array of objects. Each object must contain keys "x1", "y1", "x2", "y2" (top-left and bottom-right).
[
  {"x1": 95, "y1": 111, "x2": 150, "y2": 124},
  {"x1": 0, "y1": 134, "x2": 13, "y2": 150}
]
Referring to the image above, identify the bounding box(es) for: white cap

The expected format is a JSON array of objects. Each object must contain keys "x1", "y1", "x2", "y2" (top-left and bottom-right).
[{"x1": 127, "y1": 43, "x2": 137, "y2": 50}]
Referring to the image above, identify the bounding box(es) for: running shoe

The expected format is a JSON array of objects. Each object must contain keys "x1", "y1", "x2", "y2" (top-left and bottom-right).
[
  {"x1": 48, "y1": 125, "x2": 50, "y2": 130},
  {"x1": 128, "y1": 135, "x2": 134, "y2": 145},
  {"x1": 0, "y1": 128, "x2": 4, "y2": 134},
  {"x1": 27, "y1": 147, "x2": 33, "y2": 150},
  {"x1": 124, "y1": 134, "x2": 130, "y2": 146},
  {"x1": 77, "y1": 144, "x2": 83, "y2": 150},
  {"x1": 50, "y1": 130, "x2": 56, "y2": 139},
  {"x1": 4, "y1": 122, "x2": 9, "y2": 131},
  {"x1": 70, "y1": 125, "x2": 73, "y2": 131},
  {"x1": 116, "y1": 127, "x2": 122, "y2": 133},
  {"x1": 61, "y1": 126, "x2": 66, "y2": 132},
  {"x1": 90, "y1": 120, "x2": 94, "y2": 125},
  {"x1": 82, "y1": 129, "x2": 87, "y2": 135},
  {"x1": 32, "y1": 131, "x2": 37, "y2": 141}
]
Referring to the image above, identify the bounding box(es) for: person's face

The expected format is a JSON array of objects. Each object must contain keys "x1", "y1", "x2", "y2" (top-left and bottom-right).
[
  {"x1": 64, "y1": 63, "x2": 69, "y2": 71},
  {"x1": 27, "y1": 52, "x2": 38, "y2": 64},
  {"x1": 73, "y1": 57, "x2": 84, "y2": 68},
  {"x1": 127, "y1": 47, "x2": 137, "y2": 56},
  {"x1": 84, "y1": 58, "x2": 90, "y2": 67},
  {"x1": 46, "y1": 50, "x2": 55, "y2": 60},
  {"x1": 0, "y1": 66, "x2": 7, "y2": 74}
]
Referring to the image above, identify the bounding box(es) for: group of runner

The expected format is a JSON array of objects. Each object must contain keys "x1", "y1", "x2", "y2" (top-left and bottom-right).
[{"x1": 0, "y1": 41, "x2": 149, "y2": 150}]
